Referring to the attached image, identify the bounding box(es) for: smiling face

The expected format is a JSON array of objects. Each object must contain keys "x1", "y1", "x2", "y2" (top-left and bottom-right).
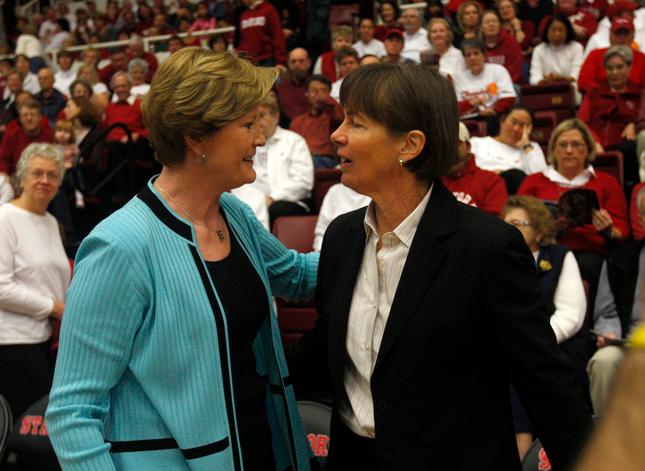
[
  {"x1": 330, "y1": 111, "x2": 406, "y2": 197},
  {"x1": 20, "y1": 156, "x2": 62, "y2": 208},
  {"x1": 199, "y1": 107, "x2": 265, "y2": 190},
  {"x1": 401, "y1": 9, "x2": 422, "y2": 33},
  {"x1": 429, "y1": 21, "x2": 450, "y2": 49},
  {"x1": 380, "y1": 3, "x2": 395, "y2": 23},
  {"x1": 553, "y1": 128, "x2": 589, "y2": 176}
]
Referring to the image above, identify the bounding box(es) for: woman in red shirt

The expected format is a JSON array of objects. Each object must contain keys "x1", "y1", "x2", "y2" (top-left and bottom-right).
[{"x1": 481, "y1": 9, "x2": 524, "y2": 82}]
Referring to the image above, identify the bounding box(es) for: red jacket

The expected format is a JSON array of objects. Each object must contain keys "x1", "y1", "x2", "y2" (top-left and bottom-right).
[
  {"x1": 484, "y1": 29, "x2": 524, "y2": 83},
  {"x1": 103, "y1": 99, "x2": 148, "y2": 141},
  {"x1": 237, "y1": 1, "x2": 286, "y2": 65},
  {"x1": 319, "y1": 51, "x2": 338, "y2": 83},
  {"x1": 577, "y1": 81, "x2": 641, "y2": 148},
  {"x1": 289, "y1": 98, "x2": 344, "y2": 157},
  {"x1": 440, "y1": 156, "x2": 508, "y2": 215},
  {"x1": 275, "y1": 77, "x2": 309, "y2": 121},
  {"x1": 518, "y1": 170, "x2": 629, "y2": 253},
  {"x1": 0, "y1": 121, "x2": 54, "y2": 174},
  {"x1": 578, "y1": 47, "x2": 645, "y2": 94}
]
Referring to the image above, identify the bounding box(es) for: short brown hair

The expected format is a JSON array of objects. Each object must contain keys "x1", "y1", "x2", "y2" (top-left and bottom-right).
[
  {"x1": 502, "y1": 195, "x2": 556, "y2": 245},
  {"x1": 339, "y1": 63, "x2": 458, "y2": 183},
  {"x1": 259, "y1": 94, "x2": 280, "y2": 116},
  {"x1": 547, "y1": 118, "x2": 596, "y2": 168},
  {"x1": 70, "y1": 96, "x2": 100, "y2": 128},
  {"x1": 142, "y1": 48, "x2": 277, "y2": 166}
]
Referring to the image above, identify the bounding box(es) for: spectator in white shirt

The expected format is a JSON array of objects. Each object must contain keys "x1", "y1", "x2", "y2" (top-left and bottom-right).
[
  {"x1": 251, "y1": 94, "x2": 314, "y2": 227},
  {"x1": 230, "y1": 184, "x2": 270, "y2": 230},
  {"x1": 15, "y1": 54, "x2": 40, "y2": 96},
  {"x1": 38, "y1": 7, "x2": 59, "y2": 46},
  {"x1": 400, "y1": 7, "x2": 431, "y2": 62},
  {"x1": 54, "y1": 51, "x2": 76, "y2": 98},
  {"x1": 420, "y1": 17, "x2": 466, "y2": 79},
  {"x1": 331, "y1": 48, "x2": 360, "y2": 102},
  {"x1": 352, "y1": 18, "x2": 386, "y2": 58},
  {"x1": 111, "y1": 59, "x2": 150, "y2": 102},
  {"x1": 45, "y1": 19, "x2": 72, "y2": 54}
]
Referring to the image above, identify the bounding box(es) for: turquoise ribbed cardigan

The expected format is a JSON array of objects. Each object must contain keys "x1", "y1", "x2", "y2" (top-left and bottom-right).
[{"x1": 45, "y1": 180, "x2": 319, "y2": 471}]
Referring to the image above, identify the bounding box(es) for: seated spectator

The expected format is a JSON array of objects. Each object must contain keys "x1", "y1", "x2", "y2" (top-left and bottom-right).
[
  {"x1": 45, "y1": 18, "x2": 72, "y2": 53},
  {"x1": 420, "y1": 18, "x2": 466, "y2": 79},
  {"x1": 551, "y1": 0, "x2": 598, "y2": 46},
  {"x1": 0, "y1": 143, "x2": 70, "y2": 420},
  {"x1": 453, "y1": 38, "x2": 516, "y2": 132},
  {"x1": 470, "y1": 106, "x2": 546, "y2": 193},
  {"x1": 313, "y1": 183, "x2": 371, "y2": 251},
  {"x1": 400, "y1": 8, "x2": 431, "y2": 63},
  {"x1": 0, "y1": 172, "x2": 13, "y2": 204},
  {"x1": 69, "y1": 79, "x2": 93, "y2": 100},
  {"x1": 1, "y1": 70, "x2": 23, "y2": 129},
  {"x1": 481, "y1": 10, "x2": 523, "y2": 83},
  {"x1": 237, "y1": 0, "x2": 286, "y2": 68},
  {"x1": 518, "y1": 118, "x2": 629, "y2": 292},
  {"x1": 113, "y1": 59, "x2": 150, "y2": 101},
  {"x1": 353, "y1": 18, "x2": 386, "y2": 58},
  {"x1": 586, "y1": 185, "x2": 645, "y2": 416},
  {"x1": 103, "y1": 72, "x2": 148, "y2": 143},
  {"x1": 441, "y1": 122, "x2": 508, "y2": 215},
  {"x1": 53, "y1": 118, "x2": 77, "y2": 170},
  {"x1": 374, "y1": 1, "x2": 402, "y2": 41},
  {"x1": 99, "y1": 48, "x2": 129, "y2": 87},
  {"x1": 290, "y1": 75, "x2": 344, "y2": 169},
  {"x1": 314, "y1": 25, "x2": 353, "y2": 81},
  {"x1": 39, "y1": 7, "x2": 59, "y2": 46},
  {"x1": 35, "y1": 67, "x2": 67, "y2": 127},
  {"x1": 360, "y1": 54, "x2": 382, "y2": 66},
  {"x1": 578, "y1": 17, "x2": 645, "y2": 94},
  {"x1": 230, "y1": 184, "x2": 270, "y2": 230},
  {"x1": 76, "y1": 65, "x2": 109, "y2": 112},
  {"x1": 583, "y1": 0, "x2": 643, "y2": 58},
  {"x1": 0, "y1": 100, "x2": 54, "y2": 175},
  {"x1": 578, "y1": 46, "x2": 641, "y2": 188},
  {"x1": 330, "y1": 48, "x2": 359, "y2": 101},
  {"x1": 126, "y1": 34, "x2": 158, "y2": 82},
  {"x1": 15, "y1": 54, "x2": 40, "y2": 96},
  {"x1": 149, "y1": 12, "x2": 178, "y2": 39},
  {"x1": 14, "y1": 23, "x2": 46, "y2": 71},
  {"x1": 275, "y1": 47, "x2": 311, "y2": 127},
  {"x1": 78, "y1": 47, "x2": 100, "y2": 71},
  {"x1": 189, "y1": 1, "x2": 216, "y2": 32},
  {"x1": 53, "y1": 51, "x2": 76, "y2": 98},
  {"x1": 501, "y1": 194, "x2": 587, "y2": 459},
  {"x1": 381, "y1": 29, "x2": 414, "y2": 64},
  {"x1": 497, "y1": 0, "x2": 535, "y2": 55},
  {"x1": 251, "y1": 95, "x2": 314, "y2": 227},
  {"x1": 454, "y1": 1, "x2": 482, "y2": 48},
  {"x1": 530, "y1": 15, "x2": 584, "y2": 100}
]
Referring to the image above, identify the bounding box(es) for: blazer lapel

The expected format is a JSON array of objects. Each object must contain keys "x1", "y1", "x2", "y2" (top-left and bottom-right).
[
  {"x1": 327, "y1": 210, "x2": 367, "y2": 387},
  {"x1": 374, "y1": 182, "x2": 458, "y2": 371}
]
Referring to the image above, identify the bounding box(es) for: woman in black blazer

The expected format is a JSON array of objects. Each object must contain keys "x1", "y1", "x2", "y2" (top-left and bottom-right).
[{"x1": 291, "y1": 63, "x2": 592, "y2": 471}]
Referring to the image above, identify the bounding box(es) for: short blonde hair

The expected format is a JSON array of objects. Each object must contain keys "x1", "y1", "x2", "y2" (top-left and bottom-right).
[
  {"x1": 260, "y1": 94, "x2": 280, "y2": 116},
  {"x1": 502, "y1": 195, "x2": 556, "y2": 245},
  {"x1": 77, "y1": 64, "x2": 100, "y2": 85},
  {"x1": 547, "y1": 118, "x2": 596, "y2": 168},
  {"x1": 142, "y1": 48, "x2": 277, "y2": 166},
  {"x1": 427, "y1": 18, "x2": 454, "y2": 45},
  {"x1": 332, "y1": 25, "x2": 353, "y2": 42}
]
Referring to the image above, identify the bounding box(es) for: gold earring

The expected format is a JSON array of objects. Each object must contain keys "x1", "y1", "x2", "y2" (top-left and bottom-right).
[
  {"x1": 192, "y1": 152, "x2": 206, "y2": 166},
  {"x1": 399, "y1": 158, "x2": 405, "y2": 167}
]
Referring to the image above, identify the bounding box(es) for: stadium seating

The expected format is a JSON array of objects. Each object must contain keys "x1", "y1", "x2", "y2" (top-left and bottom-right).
[
  {"x1": 313, "y1": 168, "x2": 342, "y2": 214},
  {"x1": 630, "y1": 182, "x2": 645, "y2": 240},
  {"x1": 594, "y1": 151, "x2": 624, "y2": 188},
  {"x1": 520, "y1": 83, "x2": 576, "y2": 124},
  {"x1": 463, "y1": 119, "x2": 488, "y2": 138}
]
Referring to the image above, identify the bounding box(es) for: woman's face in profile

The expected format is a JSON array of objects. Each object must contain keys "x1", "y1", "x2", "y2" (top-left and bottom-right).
[{"x1": 330, "y1": 111, "x2": 406, "y2": 196}]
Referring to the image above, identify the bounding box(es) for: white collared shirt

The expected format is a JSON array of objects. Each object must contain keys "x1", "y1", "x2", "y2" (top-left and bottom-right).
[
  {"x1": 543, "y1": 164, "x2": 596, "y2": 188},
  {"x1": 341, "y1": 186, "x2": 432, "y2": 438},
  {"x1": 352, "y1": 38, "x2": 386, "y2": 58}
]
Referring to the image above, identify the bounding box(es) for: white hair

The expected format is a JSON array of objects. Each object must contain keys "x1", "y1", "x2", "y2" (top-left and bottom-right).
[{"x1": 15, "y1": 143, "x2": 65, "y2": 184}]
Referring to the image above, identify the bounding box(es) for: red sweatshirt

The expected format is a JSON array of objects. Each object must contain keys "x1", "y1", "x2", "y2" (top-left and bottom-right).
[
  {"x1": 518, "y1": 170, "x2": 629, "y2": 253},
  {"x1": 237, "y1": 1, "x2": 286, "y2": 65},
  {"x1": 290, "y1": 98, "x2": 344, "y2": 157},
  {"x1": 0, "y1": 121, "x2": 54, "y2": 174},
  {"x1": 577, "y1": 81, "x2": 641, "y2": 148},
  {"x1": 103, "y1": 99, "x2": 148, "y2": 142},
  {"x1": 441, "y1": 156, "x2": 508, "y2": 215},
  {"x1": 484, "y1": 29, "x2": 524, "y2": 83},
  {"x1": 578, "y1": 47, "x2": 645, "y2": 94},
  {"x1": 319, "y1": 51, "x2": 338, "y2": 83}
]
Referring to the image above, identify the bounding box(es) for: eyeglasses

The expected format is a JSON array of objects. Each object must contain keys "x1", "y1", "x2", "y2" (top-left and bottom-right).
[
  {"x1": 504, "y1": 218, "x2": 532, "y2": 228},
  {"x1": 555, "y1": 141, "x2": 586, "y2": 151}
]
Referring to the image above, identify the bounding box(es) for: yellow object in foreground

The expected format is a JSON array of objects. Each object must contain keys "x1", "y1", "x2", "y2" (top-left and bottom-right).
[{"x1": 629, "y1": 323, "x2": 645, "y2": 349}]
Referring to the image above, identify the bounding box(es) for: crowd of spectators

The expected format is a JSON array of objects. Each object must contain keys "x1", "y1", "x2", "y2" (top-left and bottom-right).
[{"x1": 0, "y1": 0, "x2": 644, "y2": 465}]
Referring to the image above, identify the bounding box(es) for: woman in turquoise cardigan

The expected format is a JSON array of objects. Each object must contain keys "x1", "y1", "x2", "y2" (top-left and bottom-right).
[{"x1": 46, "y1": 48, "x2": 318, "y2": 471}]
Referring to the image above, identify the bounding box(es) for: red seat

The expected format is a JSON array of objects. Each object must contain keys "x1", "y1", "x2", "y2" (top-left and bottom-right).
[
  {"x1": 531, "y1": 111, "x2": 557, "y2": 147},
  {"x1": 520, "y1": 83, "x2": 576, "y2": 124},
  {"x1": 594, "y1": 151, "x2": 624, "y2": 188},
  {"x1": 463, "y1": 119, "x2": 487, "y2": 137},
  {"x1": 271, "y1": 215, "x2": 319, "y2": 346},
  {"x1": 313, "y1": 168, "x2": 342, "y2": 213},
  {"x1": 630, "y1": 182, "x2": 645, "y2": 240}
]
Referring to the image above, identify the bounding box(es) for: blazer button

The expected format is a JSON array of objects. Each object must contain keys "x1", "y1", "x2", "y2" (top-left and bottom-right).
[
  {"x1": 382, "y1": 451, "x2": 393, "y2": 463},
  {"x1": 377, "y1": 400, "x2": 388, "y2": 411}
]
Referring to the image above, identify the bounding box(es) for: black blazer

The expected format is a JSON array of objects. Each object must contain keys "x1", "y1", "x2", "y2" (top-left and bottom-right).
[{"x1": 293, "y1": 182, "x2": 592, "y2": 471}]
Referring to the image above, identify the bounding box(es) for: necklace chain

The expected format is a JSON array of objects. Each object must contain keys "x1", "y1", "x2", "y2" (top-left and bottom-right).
[{"x1": 155, "y1": 182, "x2": 226, "y2": 242}]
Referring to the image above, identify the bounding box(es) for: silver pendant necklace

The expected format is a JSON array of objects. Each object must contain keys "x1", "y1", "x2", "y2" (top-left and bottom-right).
[{"x1": 156, "y1": 183, "x2": 226, "y2": 242}]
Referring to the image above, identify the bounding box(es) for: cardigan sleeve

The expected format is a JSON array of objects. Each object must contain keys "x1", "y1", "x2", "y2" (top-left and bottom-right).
[
  {"x1": 550, "y1": 251, "x2": 587, "y2": 343},
  {"x1": 45, "y1": 232, "x2": 149, "y2": 471},
  {"x1": 239, "y1": 202, "x2": 319, "y2": 300}
]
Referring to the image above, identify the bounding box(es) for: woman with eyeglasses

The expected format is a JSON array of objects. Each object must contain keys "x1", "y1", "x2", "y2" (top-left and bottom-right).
[
  {"x1": 501, "y1": 194, "x2": 587, "y2": 460},
  {"x1": 518, "y1": 118, "x2": 629, "y2": 295},
  {"x1": 578, "y1": 45, "x2": 641, "y2": 189}
]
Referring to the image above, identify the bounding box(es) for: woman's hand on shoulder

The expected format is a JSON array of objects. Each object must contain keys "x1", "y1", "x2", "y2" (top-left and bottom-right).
[{"x1": 51, "y1": 300, "x2": 65, "y2": 320}]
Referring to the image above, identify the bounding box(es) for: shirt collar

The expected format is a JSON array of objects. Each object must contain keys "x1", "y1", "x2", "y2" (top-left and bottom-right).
[
  {"x1": 363, "y1": 184, "x2": 433, "y2": 248},
  {"x1": 544, "y1": 164, "x2": 596, "y2": 187}
]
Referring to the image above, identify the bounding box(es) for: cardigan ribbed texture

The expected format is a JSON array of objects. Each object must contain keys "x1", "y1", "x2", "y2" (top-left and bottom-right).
[{"x1": 46, "y1": 180, "x2": 318, "y2": 470}]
